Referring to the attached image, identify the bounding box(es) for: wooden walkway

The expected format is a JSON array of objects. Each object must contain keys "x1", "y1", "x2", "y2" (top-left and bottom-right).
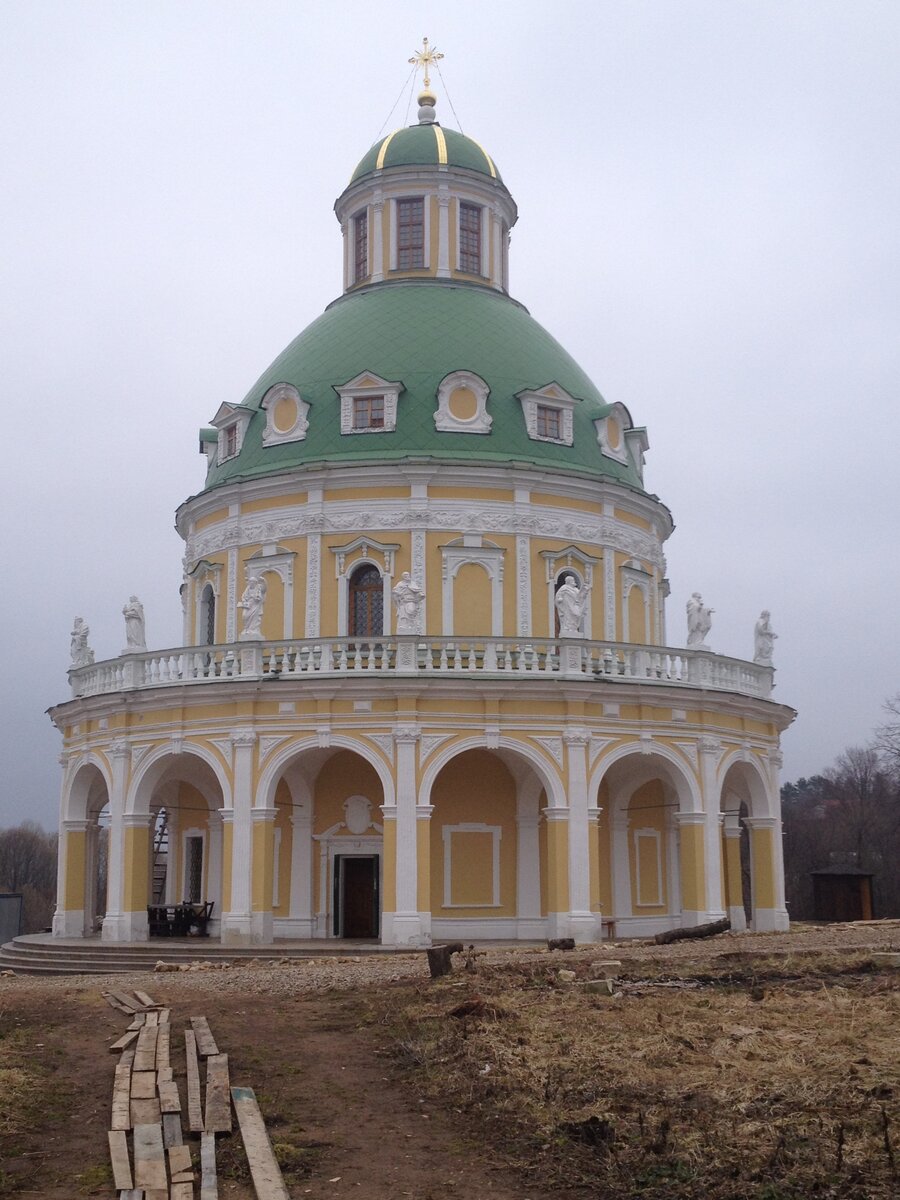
[{"x1": 103, "y1": 988, "x2": 289, "y2": 1199}]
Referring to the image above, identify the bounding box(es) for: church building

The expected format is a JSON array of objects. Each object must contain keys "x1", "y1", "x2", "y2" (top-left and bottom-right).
[{"x1": 50, "y1": 57, "x2": 794, "y2": 947}]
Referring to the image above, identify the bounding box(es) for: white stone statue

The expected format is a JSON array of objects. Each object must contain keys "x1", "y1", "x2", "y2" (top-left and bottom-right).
[
  {"x1": 122, "y1": 595, "x2": 146, "y2": 651},
  {"x1": 392, "y1": 571, "x2": 425, "y2": 634},
  {"x1": 70, "y1": 617, "x2": 94, "y2": 668},
  {"x1": 555, "y1": 574, "x2": 591, "y2": 636},
  {"x1": 686, "y1": 592, "x2": 714, "y2": 650},
  {"x1": 238, "y1": 574, "x2": 267, "y2": 640},
  {"x1": 753, "y1": 609, "x2": 777, "y2": 666}
]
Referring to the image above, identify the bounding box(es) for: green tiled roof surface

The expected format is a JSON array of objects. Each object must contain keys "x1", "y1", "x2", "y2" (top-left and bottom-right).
[
  {"x1": 350, "y1": 124, "x2": 503, "y2": 184},
  {"x1": 201, "y1": 282, "x2": 645, "y2": 493}
]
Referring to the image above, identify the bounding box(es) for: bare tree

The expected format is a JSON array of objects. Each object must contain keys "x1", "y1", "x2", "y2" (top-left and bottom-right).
[{"x1": 0, "y1": 822, "x2": 58, "y2": 934}]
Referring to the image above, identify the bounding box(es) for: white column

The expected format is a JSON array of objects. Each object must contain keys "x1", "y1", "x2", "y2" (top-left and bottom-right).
[
  {"x1": 387, "y1": 723, "x2": 425, "y2": 946},
  {"x1": 722, "y1": 812, "x2": 747, "y2": 931},
  {"x1": 287, "y1": 807, "x2": 314, "y2": 938},
  {"x1": 515, "y1": 776, "x2": 542, "y2": 938},
  {"x1": 221, "y1": 729, "x2": 256, "y2": 946},
  {"x1": 564, "y1": 728, "x2": 598, "y2": 942},
  {"x1": 100, "y1": 740, "x2": 131, "y2": 941},
  {"x1": 372, "y1": 197, "x2": 384, "y2": 282},
  {"x1": 611, "y1": 813, "x2": 632, "y2": 922},
  {"x1": 436, "y1": 190, "x2": 450, "y2": 277},
  {"x1": 206, "y1": 810, "x2": 223, "y2": 933},
  {"x1": 698, "y1": 737, "x2": 726, "y2": 921}
]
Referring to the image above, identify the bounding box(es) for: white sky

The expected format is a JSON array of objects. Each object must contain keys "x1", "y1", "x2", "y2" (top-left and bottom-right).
[{"x1": 1, "y1": 1, "x2": 898, "y2": 829}]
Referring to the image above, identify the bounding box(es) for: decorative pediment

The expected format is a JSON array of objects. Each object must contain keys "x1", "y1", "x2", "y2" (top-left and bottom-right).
[
  {"x1": 261, "y1": 382, "x2": 309, "y2": 447},
  {"x1": 515, "y1": 382, "x2": 579, "y2": 446},
  {"x1": 334, "y1": 372, "x2": 404, "y2": 435},
  {"x1": 540, "y1": 544, "x2": 601, "y2": 584},
  {"x1": 207, "y1": 402, "x2": 254, "y2": 463},
  {"x1": 434, "y1": 370, "x2": 492, "y2": 434},
  {"x1": 328, "y1": 535, "x2": 401, "y2": 577}
]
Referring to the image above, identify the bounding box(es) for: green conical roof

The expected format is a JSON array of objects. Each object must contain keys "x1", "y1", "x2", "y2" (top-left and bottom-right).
[{"x1": 199, "y1": 281, "x2": 646, "y2": 493}]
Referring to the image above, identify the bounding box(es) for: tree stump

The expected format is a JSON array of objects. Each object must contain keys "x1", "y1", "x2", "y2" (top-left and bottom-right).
[{"x1": 426, "y1": 942, "x2": 463, "y2": 978}]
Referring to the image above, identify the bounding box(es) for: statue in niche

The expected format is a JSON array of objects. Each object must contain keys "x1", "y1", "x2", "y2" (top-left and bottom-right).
[
  {"x1": 753, "y1": 610, "x2": 777, "y2": 665},
  {"x1": 392, "y1": 571, "x2": 425, "y2": 634},
  {"x1": 555, "y1": 574, "x2": 591, "y2": 636},
  {"x1": 686, "y1": 592, "x2": 714, "y2": 649},
  {"x1": 70, "y1": 617, "x2": 94, "y2": 668},
  {"x1": 122, "y1": 595, "x2": 146, "y2": 651},
  {"x1": 238, "y1": 574, "x2": 267, "y2": 640}
]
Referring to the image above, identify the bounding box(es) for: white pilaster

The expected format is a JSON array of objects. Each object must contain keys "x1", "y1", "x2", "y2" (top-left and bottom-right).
[
  {"x1": 371, "y1": 196, "x2": 384, "y2": 282},
  {"x1": 388, "y1": 723, "x2": 426, "y2": 946},
  {"x1": 563, "y1": 728, "x2": 597, "y2": 942},
  {"x1": 436, "y1": 190, "x2": 450, "y2": 278},
  {"x1": 220, "y1": 729, "x2": 256, "y2": 945},
  {"x1": 286, "y1": 807, "x2": 315, "y2": 938},
  {"x1": 100, "y1": 740, "x2": 130, "y2": 941},
  {"x1": 698, "y1": 737, "x2": 726, "y2": 921}
]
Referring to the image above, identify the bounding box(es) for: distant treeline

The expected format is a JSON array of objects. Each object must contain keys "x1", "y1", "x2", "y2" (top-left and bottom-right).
[{"x1": 0, "y1": 821, "x2": 58, "y2": 934}]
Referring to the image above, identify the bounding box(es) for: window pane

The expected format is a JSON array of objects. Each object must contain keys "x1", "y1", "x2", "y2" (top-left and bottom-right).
[
  {"x1": 353, "y1": 395, "x2": 385, "y2": 430},
  {"x1": 397, "y1": 198, "x2": 424, "y2": 269},
  {"x1": 536, "y1": 406, "x2": 561, "y2": 439},
  {"x1": 354, "y1": 211, "x2": 368, "y2": 282},
  {"x1": 460, "y1": 202, "x2": 481, "y2": 274}
]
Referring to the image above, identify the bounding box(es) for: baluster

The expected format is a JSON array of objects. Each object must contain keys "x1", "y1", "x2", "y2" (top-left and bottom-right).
[
  {"x1": 366, "y1": 643, "x2": 376, "y2": 670},
  {"x1": 453, "y1": 646, "x2": 462, "y2": 670},
  {"x1": 439, "y1": 646, "x2": 448, "y2": 672},
  {"x1": 467, "y1": 646, "x2": 476, "y2": 670}
]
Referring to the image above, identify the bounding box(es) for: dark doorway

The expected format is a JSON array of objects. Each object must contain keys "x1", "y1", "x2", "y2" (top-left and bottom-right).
[{"x1": 334, "y1": 855, "x2": 379, "y2": 938}]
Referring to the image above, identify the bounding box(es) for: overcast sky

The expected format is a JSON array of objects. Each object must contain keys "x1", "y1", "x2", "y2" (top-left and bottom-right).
[{"x1": 2, "y1": 1, "x2": 898, "y2": 829}]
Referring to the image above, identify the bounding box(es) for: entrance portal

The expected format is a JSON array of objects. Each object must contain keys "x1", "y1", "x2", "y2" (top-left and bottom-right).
[{"x1": 334, "y1": 855, "x2": 379, "y2": 938}]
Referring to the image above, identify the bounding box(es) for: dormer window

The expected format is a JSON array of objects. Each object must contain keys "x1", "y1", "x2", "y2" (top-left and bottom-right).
[
  {"x1": 207, "y1": 401, "x2": 253, "y2": 464},
  {"x1": 353, "y1": 210, "x2": 368, "y2": 283},
  {"x1": 353, "y1": 395, "x2": 384, "y2": 430},
  {"x1": 536, "y1": 405, "x2": 560, "y2": 440},
  {"x1": 336, "y1": 372, "x2": 403, "y2": 434},
  {"x1": 397, "y1": 198, "x2": 424, "y2": 269},
  {"x1": 516, "y1": 383, "x2": 579, "y2": 446},
  {"x1": 459, "y1": 202, "x2": 482, "y2": 274}
]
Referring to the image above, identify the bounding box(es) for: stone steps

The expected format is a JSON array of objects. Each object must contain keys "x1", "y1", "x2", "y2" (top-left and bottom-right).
[{"x1": 0, "y1": 935, "x2": 393, "y2": 976}]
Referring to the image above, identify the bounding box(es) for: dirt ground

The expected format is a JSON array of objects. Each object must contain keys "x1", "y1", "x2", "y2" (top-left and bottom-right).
[{"x1": 1, "y1": 922, "x2": 899, "y2": 1199}]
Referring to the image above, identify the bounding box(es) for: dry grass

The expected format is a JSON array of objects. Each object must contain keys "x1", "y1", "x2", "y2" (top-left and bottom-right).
[{"x1": 374, "y1": 949, "x2": 900, "y2": 1198}]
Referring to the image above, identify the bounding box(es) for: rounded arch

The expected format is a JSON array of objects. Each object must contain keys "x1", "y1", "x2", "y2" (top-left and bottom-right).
[
  {"x1": 348, "y1": 561, "x2": 384, "y2": 638},
  {"x1": 257, "y1": 734, "x2": 395, "y2": 811},
  {"x1": 63, "y1": 754, "x2": 113, "y2": 822},
  {"x1": 590, "y1": 741, "x2": 702, "y2": 814},
  {"x1": 418, "y1": 735, "x2": 565, "y2": 809},
  {"x1": 126, "y1": 741, "x2": 231, "y2": 816},
  {"x1": 717, "y1": 752, "x2": 772, "y2": 819}
]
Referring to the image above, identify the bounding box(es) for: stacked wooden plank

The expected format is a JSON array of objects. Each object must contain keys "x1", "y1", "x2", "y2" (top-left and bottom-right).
[{"x1": 103, "y1": 990, "x2": 290, "y2": 1199}]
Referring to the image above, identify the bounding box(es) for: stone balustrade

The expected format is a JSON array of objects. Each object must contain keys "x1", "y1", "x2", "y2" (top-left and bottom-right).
[{"x1": 68, "y1": 635, "x2": 774, "y2": 700}]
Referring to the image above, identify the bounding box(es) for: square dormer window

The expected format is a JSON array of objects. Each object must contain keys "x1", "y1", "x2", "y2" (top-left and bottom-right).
[
  {"x1": 516, "y1": 384, "x2": 579, "y2": 446},
  {"x1": 397, "y1": 198, "x2": 424, "y2": 269},
  {"x1": 208, "y1": 401, "x2": 253, "y2": 464},
  {"x1": 336, "y1": 372, "x2": 403, "y2": 435},
  {"x1": 536, "y1": 405, "x2": 561, "y2": 440},
  {"x1": 353, "y1": 395, "x2": 385, "y2": 430},
  {"x1": 459, "y1": 202, "x2": 482, "y2": 274},
  {"x1": 354, "y1": 210, "x2": 368, "y2": 283}
]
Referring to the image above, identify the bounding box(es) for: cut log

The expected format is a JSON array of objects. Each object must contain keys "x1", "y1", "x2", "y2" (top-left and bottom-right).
[
  {"x1": 130, "y1": 1096, "x2": 161, "y2": 1126},
  {"x1": 168, "y1": 1143, "x2": 192, "y2": 1176},
  {"x1": 184, "y1": 1028, "x2": 204, "y2": 1132},
  {"x1": 133, "y1": 989, "x2": 158, "y2": 1009},
  {"x1": 155, "y1": 1023, "x2": 171, "y2": 1070},
  {"x1": 204, "y1": 1053, "x2": 232, "y2": 1133},
  {"x1": 171, "y1": 1183, "x2": 194, "y2": 1200},
  {"x1": 133, "y1": 1025, "x2": 159, "y2": 1073},
  {"x1": 103, "y1": 991, "x2": 137, "y2": 1015},
  {"x1": 231, "y1": 1086, "x2": 291, "y2": 1199},
  {"x1": 426, "y1": 942, "x2": 463, "y2": 978},
  {"x1": 162, "y1": 1111, "x2": 184, "y2": 1148},
  {"x1": 654, "y1": 917, "x2": 731, "y2": 945},
  {"x1": 157, "y1": 1066, "x2": 173, "y2": 1084},
  {"x1": 132, "y1": 1122, "x2": 167, "y2": 1190},
  {"x1": 200, "y1": 1131, "x2": 218, "y2": 1200},
  {"x1": 158, "y1": 1080, "x2": 182, "y2": 1114},
  {"x1": 144, "y1": 1010, "x2": 159, "y2": 1028},
  {"x1": 107, "y1": 1129, "x2": 133, "y2": 1189},
  {"x1": 190, "y1": 1016, "x2": 219, "y2": 1057},
  {"x1": 130, "y1": 1070, "x2": 157, "y2": 1100},
  {"x1": 127, "y1": 1013, "x2": 146, "y2": 1031}
]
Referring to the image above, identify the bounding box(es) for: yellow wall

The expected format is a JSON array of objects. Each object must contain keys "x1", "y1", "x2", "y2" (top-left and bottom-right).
[
  {"x1": 751, "y1": 825, "x2": 776, "y2": 908},
  {"x1": 63, "y1": 829, "x2": 87, "y2": 909},
  {"x1": 628, "y1": 586, "x2": 648, "y2": 644},
  {"x1": 123, "y1": 824, "x2": 150, "y2": 911},
  {"x1": 679, "y1": 821, "x2": 706, "y2": 913},
  {"x1": 429, "y1": 750, "x2": 517, "y2": 917},
  {"x1": 628, "y1": 781, "x2": 668, "y2": 914},
  {"x1": 453, "y1": 563, "x2": 492, "y2": 637},
  {"x1": 543, "y1": 815, "x2": 569, "y2": 914}
]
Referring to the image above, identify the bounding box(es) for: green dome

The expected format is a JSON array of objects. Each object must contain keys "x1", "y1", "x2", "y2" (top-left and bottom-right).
[
  {"x1": 350, "y1": 123, "x2": 503, "y2": 185},
  {"x1": 201, "y1": 281, "x2": 645, "y2": 492}
]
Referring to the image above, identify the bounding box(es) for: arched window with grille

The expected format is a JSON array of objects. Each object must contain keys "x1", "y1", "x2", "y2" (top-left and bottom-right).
[
  {"x1": 348, "y1": 564, "x2": 383, "y2": 638},
  {"x1": 199, "y1": 585, "x2": 216, "y2": 645}
]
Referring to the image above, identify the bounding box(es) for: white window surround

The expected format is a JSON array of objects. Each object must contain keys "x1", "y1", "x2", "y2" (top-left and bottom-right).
[
  {"x1": 329, "y1": 536, "x2": 399, "y2": 635},
  {"x1": 456, "y1": 200, "x2": 489, "y2": 277},
  {"x1": 209, "y1": 401, "x2": 253, "y2": 464},
  {"x1": 389, "y1": 195, "x2": 430, "y2": 272},
  {"x1": 187, "y1": 560, "x2": 222, "y2": 646},
  {"x1": 594, "y1": 403, "x2": 650, "y2": 482},
  {"x1": 515, "y1": 383, "x2": 579, "y2": 446},
  {"x1": 244, "y1": 545, "x2": 296, "y2": 638},
  {"x1": 434, "y1": 370, "x2": 492, "y2": 434},
  {"x1": 440, "y1": 536, "x2": 505, "y2": 636},
  {"x1": 442, "y1": 823, "x2": 502, "y2": 908},
  {"x1": 335, "y1": 372, "x2": 403, "y2": 435},
  {"x1": 312, "y1": 815, "x2": 384, "y2": 938},
  {"x1": 261, "y1": 382, "x2": 310, "y2": 447},
  {"x1": 633, "y1": 827, "x2": 664, "y2": 908}
]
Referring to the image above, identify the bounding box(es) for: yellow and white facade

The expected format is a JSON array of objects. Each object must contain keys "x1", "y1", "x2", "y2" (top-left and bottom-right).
[{"x1": 50, "y1": 89, "x2": 794, "y2": 947}]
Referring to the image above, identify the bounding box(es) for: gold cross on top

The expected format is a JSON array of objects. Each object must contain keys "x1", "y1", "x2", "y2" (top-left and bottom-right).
[{"x1": 408, "y1": 36, "x2": 444, "y2": 89}]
